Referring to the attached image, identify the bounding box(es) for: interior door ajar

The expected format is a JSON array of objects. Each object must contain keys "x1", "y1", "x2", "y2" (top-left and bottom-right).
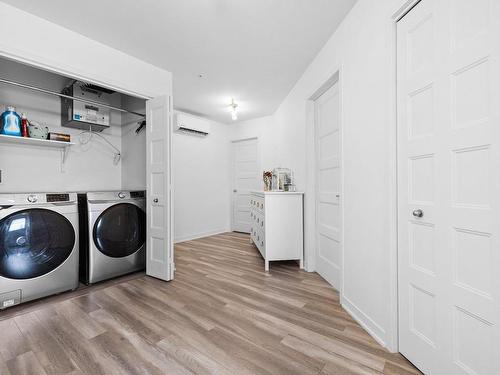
[
  {"x1": 232, "y1": 138, "x2": 259, "y2": 233},
  {"x1": 146, "y1": 95, "x2": 173, "y2": 281},
  {"x1": 397, "y1": 0, "x2": 499, "y2": 374},
  {"x1": 314, "y1": 81, "x2": 342, "y2": 291}
]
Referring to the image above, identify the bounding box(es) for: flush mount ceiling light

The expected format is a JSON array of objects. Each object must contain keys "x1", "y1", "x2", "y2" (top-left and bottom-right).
[{"x1": 229, "y1": 98, "x2": 238, "y2": 121}]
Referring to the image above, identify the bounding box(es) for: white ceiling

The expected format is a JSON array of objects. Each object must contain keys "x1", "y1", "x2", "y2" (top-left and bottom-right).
[{"x1": 3, "y1": 0, "x2": 356, "y2": 123}]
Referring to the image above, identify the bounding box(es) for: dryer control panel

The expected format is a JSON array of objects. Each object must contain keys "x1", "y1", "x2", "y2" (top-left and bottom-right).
[{"x1": 130, "y1": 191, "x2": 145, "y2": 198}]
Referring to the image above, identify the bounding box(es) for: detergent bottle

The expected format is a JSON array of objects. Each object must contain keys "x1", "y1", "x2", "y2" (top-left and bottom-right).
[{"x1": 1, "y1": 106, "x2": 22, "y2": 136}]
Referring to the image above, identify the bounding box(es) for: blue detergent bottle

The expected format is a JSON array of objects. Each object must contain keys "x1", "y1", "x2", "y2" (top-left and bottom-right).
[{"x1": 1, "y1": 106, "x2": 22, "y2": 136}]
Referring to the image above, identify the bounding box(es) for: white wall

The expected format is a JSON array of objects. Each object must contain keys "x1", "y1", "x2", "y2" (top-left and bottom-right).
[
  {"x1": 0, "y1": 58, "x2": 123, "y2": 192},
  {"x1": 230, "y1": 0, "x2": 410, "y2": 351},
  {"x1": 173, "y1": 113, "x2": 231, "y2": 242},
  {"x1": 121, "y1": 96, "x2": 147, "y2": 191}
]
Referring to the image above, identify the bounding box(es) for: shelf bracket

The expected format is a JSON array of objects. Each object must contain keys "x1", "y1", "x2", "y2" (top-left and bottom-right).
[{"x1": 60, "y1": 147, "x2": 69, "y2": 173}]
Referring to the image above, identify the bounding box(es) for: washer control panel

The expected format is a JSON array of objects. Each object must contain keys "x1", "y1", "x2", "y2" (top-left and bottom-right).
[{"x1": 46, "y1": 193, "x2": 70, "y2": 202}]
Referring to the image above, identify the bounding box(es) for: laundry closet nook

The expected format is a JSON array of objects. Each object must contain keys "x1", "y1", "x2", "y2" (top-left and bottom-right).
[
  {"x1": 0, "y1": 56, "x2": 155, "y2": 308},
  {"x1": 0, "y1": 56, "x2": 147, "y2": 192}
]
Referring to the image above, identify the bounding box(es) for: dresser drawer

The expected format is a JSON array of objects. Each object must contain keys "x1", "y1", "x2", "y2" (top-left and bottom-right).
[
  {"x1": 255, "y1": 232, "x2": 265, "y2": 258},
  {"x1": 251, "y1": 195, "x2": 265, "y2": 212},
  {"x1": 254, "y1": 210, "x2": 265, "y2": 231}
]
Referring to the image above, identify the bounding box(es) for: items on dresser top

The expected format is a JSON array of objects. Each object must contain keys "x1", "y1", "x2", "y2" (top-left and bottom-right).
[
  {"x1": 270, "y1": 167, "x2": 296, "y2": 192},
  {"x1": 263, "y1": 171, "x2": 273, "y2": 191},
  {"x1": 249, "y1": 191, "x2": 304, "y2": 271}
]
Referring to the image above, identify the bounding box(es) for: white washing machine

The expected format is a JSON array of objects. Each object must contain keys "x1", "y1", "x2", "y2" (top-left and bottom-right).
[
  {"x1": 78, "y1": 191, "x2": 146, "y2": 284},
  {"x1": 0, "y1": 193, "x2": 79, "y2": 309}
]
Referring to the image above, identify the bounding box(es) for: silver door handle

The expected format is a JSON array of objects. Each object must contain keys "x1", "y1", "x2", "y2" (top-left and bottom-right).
[
  {"x1": 153, "y1": 198, "x2": 159, "y2": 203},
  {"x1": 412, "y1": 209, "x2": 423, "y2": 218}
]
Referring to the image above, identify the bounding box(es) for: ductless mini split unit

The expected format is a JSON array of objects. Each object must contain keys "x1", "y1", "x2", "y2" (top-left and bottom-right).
[{"x1": 175, "y1": 113, "x2": 210, "y2": 136}]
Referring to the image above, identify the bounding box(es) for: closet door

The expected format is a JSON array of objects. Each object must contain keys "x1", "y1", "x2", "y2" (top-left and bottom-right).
[
  {"x1": 397, "y1": 0, "x2": 499, "y2": 373},
  {"x1": 146, "y1": 95, "x2": 173, "y2": 281}
]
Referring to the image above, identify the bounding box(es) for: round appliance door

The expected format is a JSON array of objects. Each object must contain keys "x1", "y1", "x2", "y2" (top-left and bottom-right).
[
  {"x1": 93, "y1": 203, "x2": 146, "y2": 258},
  {"x1": 0, "y1": 208, "x2": 76, "y2": 280}
]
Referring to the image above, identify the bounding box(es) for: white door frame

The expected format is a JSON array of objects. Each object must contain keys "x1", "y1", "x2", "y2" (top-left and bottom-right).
[
  {"x1": 305, "y1": 70, "x2": 344, "y2": 292},
  {"x1": 230, "y1": 136, "x2": 261, "y2": 232}
]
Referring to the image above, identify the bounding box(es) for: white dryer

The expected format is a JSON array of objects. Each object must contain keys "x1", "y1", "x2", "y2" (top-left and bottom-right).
[
  {"x1": 78, "y1": 191, "x2": 146, "y2": 284},
  {"x1": 0, "y1": 193, "x2": 79, "y2": 309}
]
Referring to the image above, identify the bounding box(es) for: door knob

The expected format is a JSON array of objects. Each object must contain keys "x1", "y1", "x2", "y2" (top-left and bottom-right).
[
  {"x1": 233, "y1": 189, "x2": 237, "y2": 193},
  {"x1": 412, "y1": 209, "x2": 423, "y2": 218},
  {"x1": 153, "y1": 198, "x2": 159, "y2": 203}
]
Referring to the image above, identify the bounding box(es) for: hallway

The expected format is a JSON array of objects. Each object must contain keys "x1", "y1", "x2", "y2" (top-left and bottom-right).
[{"x1": 0, "y1": 232, "x2": 420, "y2": 374}]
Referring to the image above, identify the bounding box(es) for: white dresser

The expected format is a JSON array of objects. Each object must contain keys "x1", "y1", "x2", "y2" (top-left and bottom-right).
[{"x1": 249, "y1": 191, "x2": 304, "y2": 271}]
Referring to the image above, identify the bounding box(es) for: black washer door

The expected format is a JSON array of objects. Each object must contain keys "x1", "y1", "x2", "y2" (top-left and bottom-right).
[
  {"x1": 93, "y1": 203, "x2": 146, "y2": 258},
  {"x1": 0, "y1": 209, "x2": 76, "y2": 280}
]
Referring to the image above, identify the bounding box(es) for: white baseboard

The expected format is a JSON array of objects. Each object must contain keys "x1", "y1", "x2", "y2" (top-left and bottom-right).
[
  {"x1": 341, "y1": 295, "x2": 387, "y2": 349},
  {"x1": 174, "y1": 228, "x2": 230, "y2": 244}
]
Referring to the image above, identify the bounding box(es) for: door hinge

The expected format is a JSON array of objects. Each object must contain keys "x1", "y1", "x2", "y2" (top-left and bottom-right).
[{"x1": 170, "y1": 261, "x2": 176, "y2": 279}]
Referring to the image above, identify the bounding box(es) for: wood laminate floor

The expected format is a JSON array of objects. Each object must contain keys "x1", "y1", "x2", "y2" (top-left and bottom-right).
[{"x1": 0, "y1": 232, "x2": 420, "y2": 375}]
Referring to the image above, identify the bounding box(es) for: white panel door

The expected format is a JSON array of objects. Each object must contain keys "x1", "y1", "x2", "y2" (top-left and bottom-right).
[
  {"x1": 232, "y1": 138, "x2": 259, "y2": 233},
  {"x1": 146, "y1": 95, "x2": 173, "y2": 281},
  {"x1": 314, "y1": 82, "x2": 342, "y2": 290},
  {"x1": 398, "y1": 0, "x2": 499, "y2": 374}
]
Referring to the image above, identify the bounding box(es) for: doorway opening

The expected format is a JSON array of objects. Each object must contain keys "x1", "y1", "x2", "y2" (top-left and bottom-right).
[
  {"x1": 230, "y1": 137, "x2": 260, "y2": 233},
  {"x1": 308, "y1": 73, "x2": 342, "y2": 291}
]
